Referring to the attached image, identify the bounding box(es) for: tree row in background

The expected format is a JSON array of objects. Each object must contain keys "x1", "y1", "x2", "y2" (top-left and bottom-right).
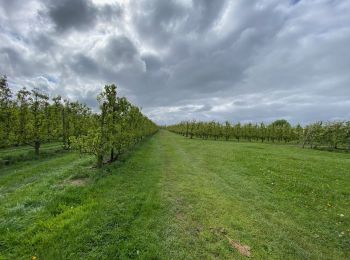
[
  {"x1": 167, "y1": 119, "x2": 350, "y2": 151},
  {"x1": 0, "y1": 75, "x2": 158, "y2": 167}
]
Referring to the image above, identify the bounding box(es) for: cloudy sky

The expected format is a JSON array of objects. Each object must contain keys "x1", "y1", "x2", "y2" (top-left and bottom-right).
[{"x1": 1, "y1": 0, "x2": 349, "y2": 125}]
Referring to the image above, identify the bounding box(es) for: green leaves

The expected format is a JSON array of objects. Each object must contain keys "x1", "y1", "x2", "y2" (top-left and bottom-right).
[
  {"x1": 168, "y1": 120, "x2": 350, "y2": 151},
  {"x1": 72, "y1": 84, "x2": 158, "y2": 167},
  {"x1": 1, "y1": 77, "x2": 157, "y2": 163}
]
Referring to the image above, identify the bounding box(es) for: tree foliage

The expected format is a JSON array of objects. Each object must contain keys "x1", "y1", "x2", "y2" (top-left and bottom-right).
[
  {"x1": 0, "y1": 76, "x2": 158, "y2": 166},
  {"x1": 68, "y1": 84, "x2": 157, "y2": 167},
  {"x1": 167, "y1": 120, "x2": 350, "y2": 151}
]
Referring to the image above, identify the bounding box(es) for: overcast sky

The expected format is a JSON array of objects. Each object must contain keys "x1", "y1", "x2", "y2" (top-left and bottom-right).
[{"x1": 1, "y1": 0, "x2": 349, "y2": 125}]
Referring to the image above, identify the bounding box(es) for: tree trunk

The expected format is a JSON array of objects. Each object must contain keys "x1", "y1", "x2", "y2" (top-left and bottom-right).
[
  {"x1": 97, "y1": 154, "x2": 103, "y2": 168},
  {"x1": 110, "y1": 148, "x2": 114, "y2": 162},
  {"x1": 97, "y1": 102, "x2": 106, "y2": 168},
  {"x1": 62, "y1": 108, "x2": 67, "y2": 149},
  {"x1": 34, "y1": 141, "x2": 40, "y2": 156}
]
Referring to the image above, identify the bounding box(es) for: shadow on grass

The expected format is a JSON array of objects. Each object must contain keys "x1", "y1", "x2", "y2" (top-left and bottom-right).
[
  {"x1": 174, "y1": 133, "x2": 350, "y2": 154},
  {"x1": 311, "y1": 146, "x2": 350, "y2": 154},
  {"x1": 0, "y1": 148, "x2": 68, "y2": 168}
]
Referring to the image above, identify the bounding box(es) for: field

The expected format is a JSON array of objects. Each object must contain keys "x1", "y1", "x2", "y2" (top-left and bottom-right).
[{"x1": 0, "y1": 130, "x2": 349, "y2": 259}]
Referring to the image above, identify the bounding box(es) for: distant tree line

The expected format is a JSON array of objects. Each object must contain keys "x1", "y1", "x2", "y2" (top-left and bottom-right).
[
  {"x1": 167, "y1": 119, "x2": 350, "y2": 151},
  {"x1": 0, "y1": 75, "x2": 158, "y2": 167}
]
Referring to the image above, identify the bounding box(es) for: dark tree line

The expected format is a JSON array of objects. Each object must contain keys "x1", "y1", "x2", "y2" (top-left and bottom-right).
[
  {"x1": 167, "y1": 119, "x2": 350, "y2": 151},
  {"x1": 0, "y1": 75, "x2": 158, "y2": 167}
]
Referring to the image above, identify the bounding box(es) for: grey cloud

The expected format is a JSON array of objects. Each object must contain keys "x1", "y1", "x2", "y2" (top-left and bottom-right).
[
  {"x1": 0, "y1": 0, "x2": 20, "y2": 12},
  {"x1": 234, "y1": 101, "x2": 247, "y2": 106},
  {"x1": 290, "y1": 0, "x2": 301, "y2": 5},
  {"x1": 45, "y1": 0, "x2": 122, "y2": 33},
  {"x1": 70, "y1": 54, "x2": 100, "y2": 77},
  {"x1": 31, "y1": 34, "x2": 56, "y2": 52},
  {"x1": 47, "y1": 0, "x2": 98, "y2": 32},
  {"x1": 0, "y1": 47, "x2": 47, "y2": 77},
  {"x1": 190, "y1": 0, "x2": 228, "y2": 32},
  {"x1": 102, "y1": 36, "x2": 139, "y2": 65},
  {"x1": 195, "y1": 104, "x2": 212, "y2": 112},
  {"x1": 130, "y1": 1, "x2": 288, "y2": 103},
  {"x1": 99, "y1": 4, "x2": 123, "y2": 22},
  {"x1": 0, "y1": 0, "x2": 350, "y2": 125},
  {"x1": 70, "y1": 88, "x2": 100, "y2": 110},
  {"x1": 65, "y1": 35, "x2": 145, "y2": 83},
  {"x1": 132, "y1": 0, "x2": 187, "y2": 46},
  {"x1": 141, "y1": 54, "x2": 162, "y2": 72},
  {"x1": 0, "y1": 0, "x2": 35, "y2": 14}
]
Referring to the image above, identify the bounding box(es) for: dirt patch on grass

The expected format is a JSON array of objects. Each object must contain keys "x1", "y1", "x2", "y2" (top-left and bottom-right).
[
  {"x1": 210, "y1": 227, "x2": 252, "y2": 257},
  {"x1": 67, "y1": 178, "x2": 88, "y2": 186},
  {"x1": 176, "y1": 212, "x2": 185, "y2": 221},
  {"x1": 227, "y1": 236, "x2": 251, "y2": 257},
  {"x1": 174, "y1": 197, "x2": 186, "y2": 221}
]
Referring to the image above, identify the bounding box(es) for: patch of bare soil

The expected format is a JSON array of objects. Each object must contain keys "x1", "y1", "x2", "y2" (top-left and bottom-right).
[
  {"x1": 226, "y1": 236, "x2": 251, "y2": 257},
  {"x1": 67, "y1": 178, "x2": 88, "y2": 186},
  {"x1": 176, "y1": 212, "x2": 184, "y2": 221},
  {"x1": 210, "y1": 227, "x2": 252, "y2": 257},
  {"x1": 174, "y1": 197, "x2": 185, "y2": 221}
]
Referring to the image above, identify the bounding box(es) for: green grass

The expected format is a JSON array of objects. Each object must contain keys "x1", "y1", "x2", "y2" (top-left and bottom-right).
[
  {"x1": 0, "y1": 142, "x2": 64, "y2": 167},
  {"x1": 0, "y1": 130, "x2": 349, "y2": 259}
]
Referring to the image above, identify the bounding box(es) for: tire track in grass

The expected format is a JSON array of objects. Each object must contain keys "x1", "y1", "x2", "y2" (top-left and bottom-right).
[
  {"x1": 170, "y1": 136, "x2": 315, "y2": 259},
  {"x1": 194, "y1": 141, "x2": 350, "y2": 259},
  {"x1": 161, "y1": 131, "x2": 350, "y2": 259},
  {"x1": 115, "y1": 133, "x2": 181, "y2": 259},
  {"x1": 157, "y1": 130, "x2": 229, "y2": 259},
  {"x1": 36, "y1": 134, "x2": 170, "y2": 259},
  {"x1": 160, "y1": 132, "x2": 310, "y2": 258}
]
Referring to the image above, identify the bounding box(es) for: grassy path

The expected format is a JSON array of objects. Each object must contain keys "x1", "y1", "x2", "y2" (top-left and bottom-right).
[
  {"x1": 157, "y1": 131, "x2": 350, "y2": 259},
  {"x1": 0, "y1": 130, "x2": 349, "y2": 259}
]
